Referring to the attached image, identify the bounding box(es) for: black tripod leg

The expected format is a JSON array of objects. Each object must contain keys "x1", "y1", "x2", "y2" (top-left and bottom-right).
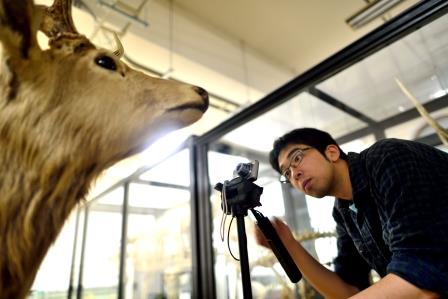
[{"x1": 236, "y1": 215, "x2": 252, "y2": 299}]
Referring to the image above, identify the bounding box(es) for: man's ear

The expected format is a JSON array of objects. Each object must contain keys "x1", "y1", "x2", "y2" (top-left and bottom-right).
[{"x1": 325, "y1": 144, "x2": 341, "y2": 162}]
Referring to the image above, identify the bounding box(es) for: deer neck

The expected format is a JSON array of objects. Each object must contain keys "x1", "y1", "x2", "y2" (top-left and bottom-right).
[{"x1": 0, "y1": 89, "x2": 105, "y2": 299}]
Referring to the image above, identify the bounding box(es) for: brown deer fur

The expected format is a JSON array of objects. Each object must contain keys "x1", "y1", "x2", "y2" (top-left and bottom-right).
[{"x1": 0, "y1": 1, "x2": 208, "y2": 298}]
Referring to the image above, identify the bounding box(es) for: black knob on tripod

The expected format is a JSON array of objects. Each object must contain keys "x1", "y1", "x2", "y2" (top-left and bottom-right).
[{"x1": 214, "y1": 182, "x2": 223, "y2": 192}]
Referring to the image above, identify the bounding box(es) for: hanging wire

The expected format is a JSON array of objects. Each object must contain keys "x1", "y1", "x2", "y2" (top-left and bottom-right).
[
  {"x1": 227, "y1": 216, "x2": 239, "y2": 261},
  {"x1": 169, "y1": 0, "x2": 174, "y2": 72},
  {"x1": 218, "y1": 181, "x2": 239, "y2": 261},
  {"x1": 219, "y1": 181, "x2": 229, "y2": 241},
  {"x1": 241, "y1": 40, "x2": 251, "y2": 104},
  {"x1": 161, "y1": 0, "x2": 174, "y2": 78}
]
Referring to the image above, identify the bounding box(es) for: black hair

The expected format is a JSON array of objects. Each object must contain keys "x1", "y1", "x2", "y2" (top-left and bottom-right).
[{"x1": 269, "y1": 127, "x2": 348, "y2": 174}]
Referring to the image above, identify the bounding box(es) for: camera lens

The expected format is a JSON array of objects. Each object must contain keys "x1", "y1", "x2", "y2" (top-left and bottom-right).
[{"x1": 236, "y1": 163, "x2": 251, "y2": 178}]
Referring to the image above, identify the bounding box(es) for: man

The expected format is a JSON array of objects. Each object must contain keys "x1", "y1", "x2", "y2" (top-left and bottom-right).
[{"x1": 255, "y1": 128, "x2": 447, "y2": 299}]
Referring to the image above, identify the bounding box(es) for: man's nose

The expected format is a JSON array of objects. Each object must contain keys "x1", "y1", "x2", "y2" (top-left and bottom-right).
[{"x1": 290, "y1": 165, "x2": 302, "y2": 180}]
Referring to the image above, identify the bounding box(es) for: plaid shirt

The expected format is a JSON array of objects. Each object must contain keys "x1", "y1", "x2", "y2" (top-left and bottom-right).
[{"x1": 332, "y1": 138, "x2": 448, "y2": 296}]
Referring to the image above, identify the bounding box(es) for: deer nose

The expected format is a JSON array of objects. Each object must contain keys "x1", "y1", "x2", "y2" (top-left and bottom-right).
[{"x1": 194, "y1": 86, "x2": 209, "y2": 111}]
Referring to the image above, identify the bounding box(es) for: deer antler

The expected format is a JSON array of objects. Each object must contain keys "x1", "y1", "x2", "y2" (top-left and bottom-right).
[
  {"x1": 40, "y1": 0, "x2": 124, "y2": 56},
  {"x1": 39, "y1": 0, "x2": 95, "y2": 52},
  {"x1": 39, "y1": 0, "x2": 77, "y2": 38}
]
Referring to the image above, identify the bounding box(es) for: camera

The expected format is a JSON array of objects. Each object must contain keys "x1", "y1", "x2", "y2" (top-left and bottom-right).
[{"x1": 215, "y1": 160, "x2": 263, "y2": 216}]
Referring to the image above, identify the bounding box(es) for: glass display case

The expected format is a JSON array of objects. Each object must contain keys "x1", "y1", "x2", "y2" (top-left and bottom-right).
[
  {"x1": 194, "y1": 2, "x2": 448, "y2": 298},
  {"x1": 69, "y1": 149, "x2": 195, "y2": 299}
]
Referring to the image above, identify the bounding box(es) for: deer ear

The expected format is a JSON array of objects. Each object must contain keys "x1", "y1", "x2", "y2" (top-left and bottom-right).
[{"x1": 0, "y1": 0, "x2": 42, "y2": 60}]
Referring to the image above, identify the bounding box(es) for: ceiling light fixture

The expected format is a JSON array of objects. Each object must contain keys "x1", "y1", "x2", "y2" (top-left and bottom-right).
[
  {"x1": 98, "y1": 0, "x2": 149, "y2": 27},
  {"x1": 346, "y1": 0, "x2": 405, "y2": 29}
]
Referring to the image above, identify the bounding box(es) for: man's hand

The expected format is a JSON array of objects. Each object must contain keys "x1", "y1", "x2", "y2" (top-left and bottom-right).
[{"x1": 253, "y1": 217, "x2": 295, "y2": 249}]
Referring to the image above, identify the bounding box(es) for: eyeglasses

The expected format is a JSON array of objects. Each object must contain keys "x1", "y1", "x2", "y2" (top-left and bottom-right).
[{"x1": 279, "y1": 147, "x2": 312, "y2": 183}]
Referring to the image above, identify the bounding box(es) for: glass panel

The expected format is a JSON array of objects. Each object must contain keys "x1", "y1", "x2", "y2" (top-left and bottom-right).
[
  {"x1": 317, "y1": 14, "x2": 448, "y2": 122},
  {"x1": 340, "y1": 134, "x2": 376, "y2": 153},
  {"x1": 304, "y1": 194, "x2": 337, "y2": 253},
  {"x1": 220, "y1": 92, "x2": 367, "y2": 153},
  {"x1": 126, "y1": 148, "x2": 193, "y2": 299},
  {"x1": 139, "y1": 149, "x2": 190, "y2": 187},
  {"x1": 82, "y1": 187, "x2": 124, "y2": 298},
  {"x1": 70, "y1": 207, "x2": 86, "y2": 299}
]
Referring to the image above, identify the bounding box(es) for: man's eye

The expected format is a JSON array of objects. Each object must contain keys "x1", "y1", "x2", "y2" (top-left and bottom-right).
[
  {"x1": 293, "y1": 154, "x2": 301, "y2": 163},
  {"x1": 284, "y1": 170, "x2": 291, "y2": 178}
]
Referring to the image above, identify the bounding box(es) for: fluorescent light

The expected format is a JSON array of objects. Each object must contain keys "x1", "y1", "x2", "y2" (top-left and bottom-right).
[
  {"x1": 430, "y1": 89, "x2": 448, "y2": 99},
  {"x1": 346, "y1": 0, "x2": 405, "y2": 29}
]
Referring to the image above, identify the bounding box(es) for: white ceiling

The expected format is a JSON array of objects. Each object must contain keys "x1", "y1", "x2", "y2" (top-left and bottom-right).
[{"x1": 172, "y1": 0, "x2": 419, "y2": 73}]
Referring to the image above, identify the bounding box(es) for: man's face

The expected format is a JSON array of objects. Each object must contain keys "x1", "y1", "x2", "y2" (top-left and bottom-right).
[{"x1": 278, "y1": 143, "x2": 336, "y2": 198}]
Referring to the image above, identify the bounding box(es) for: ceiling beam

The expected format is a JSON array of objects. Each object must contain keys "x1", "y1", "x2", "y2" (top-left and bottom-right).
[
  {"x1": 336, "y1": 93, "x2": 448, "y2": 144},
  {"x1": 308, "y1": 87, "x2": 378, "y2": 125}
]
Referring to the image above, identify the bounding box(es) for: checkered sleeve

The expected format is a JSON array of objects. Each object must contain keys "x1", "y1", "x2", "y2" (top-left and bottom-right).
[{"x1": 365, "y1": 139, "x2": 448, "y2": 294}]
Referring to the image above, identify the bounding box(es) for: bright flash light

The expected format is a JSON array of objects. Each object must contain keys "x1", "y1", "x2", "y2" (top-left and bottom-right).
[{"x1": 141, "y1": 128, "x2": 190, "y2": 166}]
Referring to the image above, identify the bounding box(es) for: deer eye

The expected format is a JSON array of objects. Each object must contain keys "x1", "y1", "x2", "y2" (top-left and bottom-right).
[{"x1": 95, "y1": 55, "x2": 117, "y2": 71}]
